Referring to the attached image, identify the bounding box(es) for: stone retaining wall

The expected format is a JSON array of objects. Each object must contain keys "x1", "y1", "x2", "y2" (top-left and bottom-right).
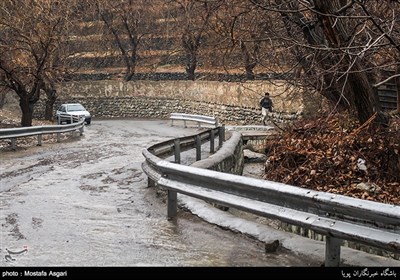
[
  {"x1": 34, "y1": 79, "x2": 324, "y2": 124},
  {"x1": 35, "y1": 96, "x2": 300, "y2": 125}
]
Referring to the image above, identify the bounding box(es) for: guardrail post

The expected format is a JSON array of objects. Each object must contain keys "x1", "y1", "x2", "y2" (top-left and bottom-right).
[
  {"x1": 210, "y1": 129, "x2": 215, "y2": 153},
  {"x1": 174, "y1": 139, "x2": 181, "y2": 164},
  {"x1": 325, "y1": 237, "x2": 341, "y2": 267},
  {"x1": 11, "y1": 138, "x2": 16, "y2": 150},
  {"x1": 167, "y1": 190, "x2": 177, "y2": 220},
  {"x1": 57, "y1": 133, "x2": 61, "y2": 142},
  {"x1": 147, "y1": 177, "x2": 156, "y2": 188},
  {"x1": 146, "y1": 149, "x2": 156, "y2": 188},
  {"x1": 218, "y1": 125, "x2": 225, "y2": 148},
  {"x1": 37, "y1": 134, "x2": 42, "y2": 146},
  {"x1": 196, "y1": 135, "x2": 201, "y2": 161},
  {"x1": 183, "y1": 120, "x2": 187, "y2": 128}
]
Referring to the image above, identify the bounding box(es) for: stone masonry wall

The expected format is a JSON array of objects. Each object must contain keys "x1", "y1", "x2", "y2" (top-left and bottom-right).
[{"x1": 34, "y1": 80, "x2": 325, "y2": 124}]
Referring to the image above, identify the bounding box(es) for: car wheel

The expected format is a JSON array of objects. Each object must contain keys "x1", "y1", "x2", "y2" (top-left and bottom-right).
[{"x1": 86, "y1": 120, "x2": 91, "y2": 125}]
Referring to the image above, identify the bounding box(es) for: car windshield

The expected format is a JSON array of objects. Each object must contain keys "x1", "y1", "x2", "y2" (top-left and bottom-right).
[{"x1": 67, "y1": 104, "x2": 85, "y2": 112}]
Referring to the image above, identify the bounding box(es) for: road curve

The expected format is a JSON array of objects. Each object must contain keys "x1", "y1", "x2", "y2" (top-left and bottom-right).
[{"x1": 0, "y1": 119, "x2": 319, "y2": 266}]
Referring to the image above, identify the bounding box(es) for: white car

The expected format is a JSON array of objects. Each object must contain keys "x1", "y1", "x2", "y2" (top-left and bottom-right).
[{"x1": 56, "y1": 103, "x2": 91, "y2": 125}]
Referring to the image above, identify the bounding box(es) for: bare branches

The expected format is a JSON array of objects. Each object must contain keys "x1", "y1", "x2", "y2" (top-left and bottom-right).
[
  {"x1": 374, "y1": 73, "x2": 400, "y2": 87},
  {"x1": 241, "y1": 0, "x2": 399, "y2": 124},
  {"x1": 0, "y1": 0, "x2": 79, "y2": 125}
]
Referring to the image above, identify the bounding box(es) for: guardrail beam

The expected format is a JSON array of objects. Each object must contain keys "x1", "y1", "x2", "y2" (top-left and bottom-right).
[
  {"x1": 169, "y1": 113, "x2": 218, "y2": 128},
  {"x1": 0, "y1": 119, "x2": 85, "y2": 150}
]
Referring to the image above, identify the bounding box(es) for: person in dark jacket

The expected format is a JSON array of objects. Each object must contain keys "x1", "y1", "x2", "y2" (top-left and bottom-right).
[{"x1": 259, "y1": 92, "x2": 273, "y2": 125}]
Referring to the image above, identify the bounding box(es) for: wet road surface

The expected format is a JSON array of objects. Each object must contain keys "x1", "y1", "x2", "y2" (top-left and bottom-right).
[{"x1": 0, "y1": 119, "x2": 321, "y2": 266}]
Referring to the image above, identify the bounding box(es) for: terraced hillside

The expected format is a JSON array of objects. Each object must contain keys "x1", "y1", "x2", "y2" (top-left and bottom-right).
[{"x1": 63, "y1": 1, "x2": 280, "y2": 82}]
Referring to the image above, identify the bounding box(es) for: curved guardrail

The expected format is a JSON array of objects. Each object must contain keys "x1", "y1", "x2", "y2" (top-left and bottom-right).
[
  {"x1": 142, "y1": 117, "x2": 400, "y2": 267},
  {"x1": 0, "y1": 118, "x2": 85, "y2": 150},
  {"x1": 170, "y1": 113, "x2": 219, "y2": 128}
]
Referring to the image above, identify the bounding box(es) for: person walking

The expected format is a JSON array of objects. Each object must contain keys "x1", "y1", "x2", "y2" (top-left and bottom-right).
[{"x1": 259, "y1": 92, "x2": 273, "y2": 125}]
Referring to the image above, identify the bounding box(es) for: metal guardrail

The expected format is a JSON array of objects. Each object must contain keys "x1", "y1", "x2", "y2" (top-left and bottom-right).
[
  {"x1": 142, "y1": 122, "x2": 400, "y2": 267},
  {"x1": 0, "y1": 118, "x2": 85, "y2": 150},
  {"x1": 226, "y1": 125, "x2": 275, "y2": 143},
  {"x1": 145, "y1": 126, "x2": 224, "y2": 164},
  {"x1": 170, "y1": 113, "x2": 219, "y2": 128},
  {"x1": 56, "y1": 113, "x2": 83, "y2": 125}
]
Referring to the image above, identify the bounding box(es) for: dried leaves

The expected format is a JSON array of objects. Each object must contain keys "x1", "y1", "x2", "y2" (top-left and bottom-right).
[{"x1": 263, "y1": 113, "x2": 400, "y2": 205}]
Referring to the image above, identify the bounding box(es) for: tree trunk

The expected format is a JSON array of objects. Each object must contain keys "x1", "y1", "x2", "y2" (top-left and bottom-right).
[
  {"x1": 314, "y1": 0, "x2": 387, "y2": 125},
  {"x1": 44, "y1": 89, "x2": 57, "y2": 121},
  {"x1": 186, "y1": 51, "x2": 197, "y2": 81},
  {"x1": 182, "y1": 34, "x2": 200, "y2": 81},
  {"x1": 123, "y1": 50, "x2": 137, "y2": 82},
  {"x1": 396, "y1": 64, "x2": 400, "y2": 113},
  {"x1": 19, "y1": 95, "x2": 34, "y2": 127},
  {"x1": 121, "y1": 49, "x2": 136, "y2": 82},
  {"x1": 277, "y1": 0, "x2": 348, "y2": 109},
  {"x1": 0, "y1": 91, "x2": 6, "y2": 109},
  {"x1": 240, "y1": 41, "x2": 256, "y2": 80},
  {"x1": 245, "y1": 66, "x2": 255, "y2": 80},
  {"x1": 17, "y1": 81, "x2": 41, "y2": 127},
  {"x1": 125, "y1": 68, "x2": 135, "y2": 82},
  {"x1": 346, "y1": 64, "x2": 384, "y2": 124}
]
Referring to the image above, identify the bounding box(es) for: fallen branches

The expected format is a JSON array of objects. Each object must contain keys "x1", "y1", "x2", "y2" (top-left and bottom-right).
[{"x1": 263, "y1": 112, "x2": 400, "y2": 205}]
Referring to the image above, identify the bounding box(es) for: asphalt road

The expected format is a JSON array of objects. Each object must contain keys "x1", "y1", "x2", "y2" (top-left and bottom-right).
[{"x1": 0, "y1": 119, "x2": 322, "y2": 267}]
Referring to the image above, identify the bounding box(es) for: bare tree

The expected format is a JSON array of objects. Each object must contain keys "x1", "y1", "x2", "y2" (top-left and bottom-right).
[
  {"x1": 0, "y1": 0, "x2": 78, "y2": 126},
  {"x1": 168, "y1": 0, "x2": 222, "y2": 80},
  {"x1": 96, "y1": 0, "x2": 155, "y2": 81},
  {"x1": 249, "y1": 0, "x2": 400, "y2": 125}
]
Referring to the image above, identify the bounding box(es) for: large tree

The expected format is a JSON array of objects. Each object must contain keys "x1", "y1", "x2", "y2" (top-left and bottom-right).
[
  {"x1": 249, "y1": 0, "x2": 400, "y2": 125},
  {"x1": 0, "y1": 0, "x2": 77, "y2": 126}
]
